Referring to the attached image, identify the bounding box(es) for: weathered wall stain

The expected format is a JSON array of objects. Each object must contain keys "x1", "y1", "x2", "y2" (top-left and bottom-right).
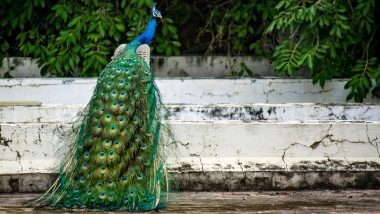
[{"x1": 0, "y1": 127, "x2": 12, "y2": 147}]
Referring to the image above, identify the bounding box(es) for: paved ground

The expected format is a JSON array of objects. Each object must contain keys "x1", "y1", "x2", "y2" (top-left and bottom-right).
[{"x1": 0, "y1": 190, "x2": 380, "y2": 213}]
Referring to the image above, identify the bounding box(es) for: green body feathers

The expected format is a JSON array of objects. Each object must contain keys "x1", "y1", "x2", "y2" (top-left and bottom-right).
[{"x1": 33, "y1": 40, "x2": 170, "y2": 211}]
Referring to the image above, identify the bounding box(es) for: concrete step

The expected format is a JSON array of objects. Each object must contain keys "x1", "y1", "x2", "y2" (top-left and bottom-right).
[
  {"x1": 1, "y1": 78, "x2": 379, "y2": 104},
  {"x1": 1, "y1": 121, "x2": 379, "y2": 175},
  {"x1": 1, "y1": 56, "x2": 291, "y2": 78},
  {"x1": 1, "y1": 103, "x2": 380, "y2": 123},
  {"x1": 1, "y1": 77, "x2": 380, "y2": 191}
]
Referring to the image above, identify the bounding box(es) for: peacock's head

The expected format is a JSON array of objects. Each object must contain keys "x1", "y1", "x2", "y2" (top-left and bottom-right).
[{"x1": 151, "y1": 3, "x2": 162, "y2": 19}]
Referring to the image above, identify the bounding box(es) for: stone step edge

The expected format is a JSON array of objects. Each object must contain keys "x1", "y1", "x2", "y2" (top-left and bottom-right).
[
  {"x1": 1, "y1": 157, "x2": 380, "y2": 175},
  {"x1": 2, "y1": 103, "x2": 379, "y2": 122},
  {"x1": 1, "y1": 120, "x2": 380, "y2": 125},
  {"x1": 2, "y1": 78, "x2": 379, "y2": 105},
  {"x1": 2, "y1": 171, "x2": 380, "y2": 192},
  {"x1": 2, "y1": 103, "x2": 380, "y2": 107}
]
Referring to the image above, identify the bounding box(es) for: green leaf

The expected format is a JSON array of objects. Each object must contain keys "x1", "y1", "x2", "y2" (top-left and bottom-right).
[
  {"x1": 172, "y1": 41, "x2": 181, "y2": 47},
  {"x1": 68, "y1": 16, "x2": 81, "y2": 27},
  {"x1": 1, "y1": 41, "x2": 9, "y2": 52},
  {"x1": 115, "y1": 23, "x2": 126, "y2": 32},
  {"x1": 346, "y1": 92, "x2": 354, "y2": 101}
]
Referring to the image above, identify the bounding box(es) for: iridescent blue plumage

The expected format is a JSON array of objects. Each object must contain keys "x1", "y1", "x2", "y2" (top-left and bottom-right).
[
  {"x1": 134, "y1": 3, "x2": 162, "y2": 45},
  {"x1": 135, "y1": 18, "x2": 157, "y2": 45}
]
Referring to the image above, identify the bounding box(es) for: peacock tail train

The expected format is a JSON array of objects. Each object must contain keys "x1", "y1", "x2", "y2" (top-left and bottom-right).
[{"x1": 31, "y1": 40, "x2": 173, "y2": 211}]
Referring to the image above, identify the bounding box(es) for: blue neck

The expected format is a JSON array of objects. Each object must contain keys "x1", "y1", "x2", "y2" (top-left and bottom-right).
[{"x1": 134, "y1": 17, "x2": 157, "y2": 45}]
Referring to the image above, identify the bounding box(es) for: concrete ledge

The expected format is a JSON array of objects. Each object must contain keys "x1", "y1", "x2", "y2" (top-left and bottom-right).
[
  {"x1": 1, "y1": 78, "x2": 379, "y2": 104},
  {"x1": 1, "y1": 171, "x2": 379, "y2": 192},
  {"x1": 0, "y1": 173, "x2": 56, "y2": 193},
  {"x1": 2, "y1": 103, "x2": 379, "y2": 123},
  {"x1": 1, "y1": 56, "x2": 278, "y2": 78},
  {"x1": 174, "y1": 171, "x2": 380, "y2": 191},
  {"x1": 152, "y1": 56, "x2": 277, "y2": 78}
]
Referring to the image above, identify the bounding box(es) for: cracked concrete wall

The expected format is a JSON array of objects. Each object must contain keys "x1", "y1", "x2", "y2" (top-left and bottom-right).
[
  {"x1": 0, "y1": 78, "x2": 380, "y2": 191},
  {"x1": 1, "y1": 120, "x2": 380, "y2": 192},
  {"x1": 1, "y1": 121, "x2": 379, "y2": 174},
  {"x1": 1, "y1": 79, "x2": 380, "y2": 104}
]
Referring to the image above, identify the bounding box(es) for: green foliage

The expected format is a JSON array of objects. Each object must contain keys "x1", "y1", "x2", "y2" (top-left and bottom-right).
[
  {"x1": 1, "y1": 0, "x2": 380, "y2": 102},
  {"x1": 266, "y1": 0, "x2": 380, "y2": 101},
  {"x1": 344, "y1": 58, "x2": 380, "y2": 102},
  {"x1": 0, "y1": 0, "x2": 180, "y2": 77},
  {"x1": 193, "y1": 0, "x2": 277, "y2": 55}
]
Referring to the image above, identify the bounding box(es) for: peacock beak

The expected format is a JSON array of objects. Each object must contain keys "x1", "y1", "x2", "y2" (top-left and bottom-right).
[{"x1": 157, "y1": 14, "x2": 162, "y2": 19}]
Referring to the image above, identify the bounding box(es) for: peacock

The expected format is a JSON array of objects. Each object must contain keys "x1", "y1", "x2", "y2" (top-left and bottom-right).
[{"x1": 30, "y1": 3, "x2": 173, "y2": 211}]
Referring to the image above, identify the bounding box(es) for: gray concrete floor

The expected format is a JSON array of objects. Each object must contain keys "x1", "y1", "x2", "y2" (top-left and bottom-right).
[{"x1": 0, "y1": 190, "x2": 380, "y2": 213}]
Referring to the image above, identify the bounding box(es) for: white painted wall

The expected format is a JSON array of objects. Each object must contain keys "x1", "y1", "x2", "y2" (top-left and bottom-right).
[
  {"x1": 1, "y1": 78, "x2": 380, "y2": 104},
  {"x1": 0, "y1": 78, "x2": 379, "y2": 176},
  {"x1": 0, "y1": 121, "x2": 379, "y2": 174}
]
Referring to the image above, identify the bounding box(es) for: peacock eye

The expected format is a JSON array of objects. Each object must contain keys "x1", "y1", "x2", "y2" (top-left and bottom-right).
[
  {"x1": 121, "y1": 91, "x2": 126, "y2": 95},
  {"x1": 119, "y1": 80, "x2": 124, "y2": 83},
  {"x1": 112, "y1": 90, "x2": 117, "y2": 94},
  {"x1": 120, "y1": 103, "x2": 124, "y2": 106},
  {"x1": 100, "y1": 151, "x2": 105, "y2": 156},
  {"x1": 106, "y1": 114, "x2": 111, "y2": 118},
  {"x1": 114, "y1": 140, "x2": 119, "y2": 144},
  {"x1": 100, "y1": 166, "x2": 106, "y2": 170},
  {"x1": 97, "y1": 123, "x2": 102, "y2": 128},
  {"x1": 111, "y1": 125, "x2": 115, "y2": 129},
  {"x1": 109, "y1": 150, "x2": 114, "y2": 155},
  {"x1": 108, "y1": 180, "x2": 113, "y2": 184},
  {"x1": 113, "y1": 102, "x2": 117, "y2": 105}
]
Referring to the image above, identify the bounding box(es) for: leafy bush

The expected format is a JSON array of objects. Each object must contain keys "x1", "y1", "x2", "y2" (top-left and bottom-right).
[
  {"x1": 266, "y1": 0, "x2": 380, "y2": 102},
  {"x1": 0, "y1": 0, "x2": 180, "y2": 77},
  {"x1": 169, "y1": 0, "x2": 380, "y2": 102},
  {"x1": 1, "y1": 0, "x2": 379, "y2": 102}
]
